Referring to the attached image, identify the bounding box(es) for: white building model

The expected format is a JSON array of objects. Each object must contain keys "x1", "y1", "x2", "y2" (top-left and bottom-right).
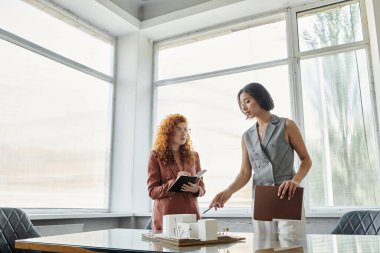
[{"x1": 163, "y1": 214, "x2": 218, "y2": 241}]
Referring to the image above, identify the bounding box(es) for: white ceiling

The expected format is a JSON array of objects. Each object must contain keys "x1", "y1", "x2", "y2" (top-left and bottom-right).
[
  {"x1": 50, "y1": 0, "x2": 321, "y2": 39},
  {"x1": 109, "y1": 0, "x2": 213, "y2": 20}
]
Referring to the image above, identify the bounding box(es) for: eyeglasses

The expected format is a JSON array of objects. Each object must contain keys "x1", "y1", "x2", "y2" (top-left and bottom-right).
[{"x1": 174, "y1": 127, "x2": 191, "y2": 134}]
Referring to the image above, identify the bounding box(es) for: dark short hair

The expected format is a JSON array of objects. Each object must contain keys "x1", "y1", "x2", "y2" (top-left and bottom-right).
[{"x1": 237, "y1": 83, "x2": 274, "y2": 111}]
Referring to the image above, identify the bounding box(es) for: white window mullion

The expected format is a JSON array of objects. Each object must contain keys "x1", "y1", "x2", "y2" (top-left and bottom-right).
[
  {"x1": 359, "y1": 0, "x2": 370, "y2": 44},
  {"x1": 286, "y1": 7, "x2": 306, "y2": 200},
  {"x1": 0, "y1": 28, "x2": 113, "y2": 83},
  {"x1": 154, "y1": 58, "x2": 289, "y2": 87},
  {"x1": 364, "y1": 48, "x2": 380, "y2": 205},
  {"x1": 298, "y1": 41, "x2": 368, "y2": 59},
  {"x1": 286, "y1": 7, "x2": 299, "y2": 122}
]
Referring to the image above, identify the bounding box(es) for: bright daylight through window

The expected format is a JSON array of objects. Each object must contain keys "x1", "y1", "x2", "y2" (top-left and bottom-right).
[
  {"x1": 0, "y1": 0, "x2": 114, "y2": 209},
  {"x1": 155, "y1": 0, "x2": 380, "y2": 211},
  {"x1": 298, "y1": 1, "x2": 380, "y2": 209},
  {"x1": 156, "y1": 14, "x2": 291, "y2": 209}
]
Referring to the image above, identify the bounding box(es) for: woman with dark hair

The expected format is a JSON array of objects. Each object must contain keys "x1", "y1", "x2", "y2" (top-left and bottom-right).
[
  {"x1": 209, "y1": 83, "x2": 312, "y2": 235},
  {"x1": 147, "y1": 114, "x2": 206, "y2": 230}
]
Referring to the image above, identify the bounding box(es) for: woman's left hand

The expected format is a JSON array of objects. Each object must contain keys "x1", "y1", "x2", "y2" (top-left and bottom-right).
[
  {"x1": 278, "y1": 179, "x2": 300, "y2": 200},
  {"x1": 181, "y1": 182, "x2": 200, "y2": 194}
]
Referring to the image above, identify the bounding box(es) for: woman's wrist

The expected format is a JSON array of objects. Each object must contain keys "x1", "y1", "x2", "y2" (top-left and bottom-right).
[
  {"x1": 222, "y1": 188, "x2": 233, "y2": 199},
  {"x1": 291, "y1": 177, "x2": 301, "y2": 186}
]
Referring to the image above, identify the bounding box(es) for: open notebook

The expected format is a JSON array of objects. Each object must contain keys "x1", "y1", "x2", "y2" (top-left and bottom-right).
[
  {"x1": 168, "y1": 170, "x2": 206, "y2": 192},
  {"x1": 254, "y1": 185, "x2": 303, "y2": 221}
]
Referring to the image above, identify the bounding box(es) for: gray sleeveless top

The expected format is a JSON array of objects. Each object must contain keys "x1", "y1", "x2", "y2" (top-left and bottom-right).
[{"x1": 243, "y1": 114, "x2": 295, "y2": 198}]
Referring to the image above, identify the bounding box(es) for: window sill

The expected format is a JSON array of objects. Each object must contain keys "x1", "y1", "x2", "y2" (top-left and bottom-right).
[
  {"x1": 28, "y1": 212, "x2": 132, "y2": 220},
  {"x1": 134, "y1": 208, "x2": 253, "y2": 218},
  {"x1": 27, "y1": 208, "x2": 380, "y2": 220}
]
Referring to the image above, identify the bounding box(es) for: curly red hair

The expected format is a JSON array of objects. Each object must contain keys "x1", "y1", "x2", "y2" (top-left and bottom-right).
[{"x1": 154, "y1": 114, "x2": 194, "y2": 165}]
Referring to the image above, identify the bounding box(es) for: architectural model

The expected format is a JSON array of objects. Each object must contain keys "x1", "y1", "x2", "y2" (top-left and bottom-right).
[{"x1": 162, "y1": 214, "x2": 218, "y2": 241}]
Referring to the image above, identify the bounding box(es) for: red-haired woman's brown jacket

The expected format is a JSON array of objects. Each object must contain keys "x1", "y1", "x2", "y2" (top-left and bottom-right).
[{"x1": 147, "y1": 150, "x2": 206, "y2": 230}]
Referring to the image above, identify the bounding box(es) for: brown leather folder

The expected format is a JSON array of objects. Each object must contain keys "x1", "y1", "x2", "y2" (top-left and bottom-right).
[{"x1": 253, "y1": 185, "x2": 303, "y2": 221}]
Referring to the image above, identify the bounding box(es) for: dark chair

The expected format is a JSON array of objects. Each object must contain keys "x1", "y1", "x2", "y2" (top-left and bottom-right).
[
  {"x1": 0, "y1": 208, "x2": 40, "y2": 253},
  {"x1": 332, "y1": 210, "x2": 380, "y2": 235},
  {"x1": 144, "y1": 217, "x2": 152, "y2": 230}
]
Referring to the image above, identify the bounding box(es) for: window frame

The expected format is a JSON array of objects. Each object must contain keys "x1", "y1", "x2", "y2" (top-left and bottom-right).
[
  {"x1": 151, "y1": 0, "x2": 380, "y2": 216},
  {"x1": 153, "y1": 11, "x2": 293, "y2": 215},
  {"x1": 0, "y1": 0, "x2": 116, "y2": 212},
  {"x1": 290, "y1": 0, "x2": 380, "y2": 215}
]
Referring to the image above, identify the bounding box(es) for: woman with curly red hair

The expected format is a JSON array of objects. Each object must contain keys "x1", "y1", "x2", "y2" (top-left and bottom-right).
[{"x1": 147, "y1": 114, "x2": 206, "y2": 230}]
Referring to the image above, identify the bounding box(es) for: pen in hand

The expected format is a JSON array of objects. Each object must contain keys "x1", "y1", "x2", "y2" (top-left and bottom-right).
[{"x1": 202, "y1": 206, "x2": 213, "y2": 214}]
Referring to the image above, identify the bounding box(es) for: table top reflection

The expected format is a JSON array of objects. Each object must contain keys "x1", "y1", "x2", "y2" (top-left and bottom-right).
[{"x1": 16, "y1": 228, "x2": 380, "y2": 253}]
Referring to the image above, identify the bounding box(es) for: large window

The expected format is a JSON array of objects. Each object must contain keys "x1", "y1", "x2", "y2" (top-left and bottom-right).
[
  {"x1": 297, "y1": 1, "x2": 380, "y2": 209},
  {"x1": 0, "y1": 0, "x2": 113, "y2": 74},
  {"x1": 155, "y1": 14, "x2": 290, "y2": 208},
  {"x1": 157, "y1": 16, "x2": 287, "y2": 80},
  {"x1": 0, "y1": 0, "x2": 114, "y2": 209},
  {"x1": 154, "y1": 0, "x2": 379, "y2": 212}
]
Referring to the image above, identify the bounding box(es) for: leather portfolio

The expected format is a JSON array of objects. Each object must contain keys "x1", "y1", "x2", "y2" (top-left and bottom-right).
[{"x1": 253, "y1": 185, "x2": 303, "y2": 221}]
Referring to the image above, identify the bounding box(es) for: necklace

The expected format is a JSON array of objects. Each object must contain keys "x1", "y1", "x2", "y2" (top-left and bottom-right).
[
  {"x1": 257, "y1": 114, "x2": 271, "y2": 138},
  {"x1": 258, "y1": 128, "x2": 266, "y2": 139},
  {"x1": 257, "y1": 124, "x2": 267, "y2": 138}
]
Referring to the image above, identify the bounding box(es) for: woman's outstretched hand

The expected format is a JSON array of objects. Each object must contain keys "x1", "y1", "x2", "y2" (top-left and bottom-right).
[
  {"x1": 278, "y1": 179, "x2": 300, "y2": 200},
  {"x1": 209, "y1": 189, "x2": 233, "y2": 210}
]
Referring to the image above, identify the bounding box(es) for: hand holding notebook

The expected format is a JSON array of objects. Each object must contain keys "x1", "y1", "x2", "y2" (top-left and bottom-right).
[
  {"x1": 253, "y1": 185, "x2": 303, "y2": 221},
  {"x1": 168, "y1": 169, "x2": 206, "y2": 192}
]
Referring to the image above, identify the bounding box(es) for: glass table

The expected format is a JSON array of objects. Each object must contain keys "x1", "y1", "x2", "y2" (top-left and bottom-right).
[{"x1": 15, "y1": 228, "x2": 380, "y2": 253}]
